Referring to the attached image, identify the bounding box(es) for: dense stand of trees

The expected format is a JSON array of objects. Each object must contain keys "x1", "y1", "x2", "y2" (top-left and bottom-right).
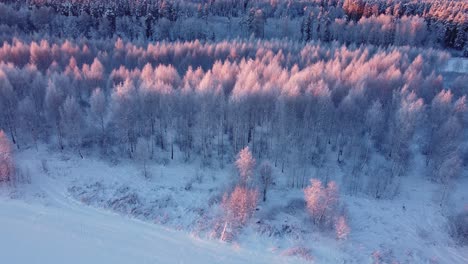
[
  {"x1": 0, "y1": 38, "x2": 465, "y2": 199},
  {"x1": 0, "y1": 0, "x2": 466, "y2": 53}
]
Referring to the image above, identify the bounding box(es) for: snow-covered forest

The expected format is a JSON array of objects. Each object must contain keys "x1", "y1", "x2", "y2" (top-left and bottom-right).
[
  {"x1": 0, "y1": 0, "x2": 467, "y2": 53},
  {"x1": 0, "y1": 0, "x2": 467, "y2": 263}
]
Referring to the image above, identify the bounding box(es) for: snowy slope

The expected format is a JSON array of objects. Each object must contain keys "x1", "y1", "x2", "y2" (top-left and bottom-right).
[
  {"x1": 0, "y1": 194, "x2": 301, "y2": 264},
  {"x1": 2, "y1": 146, "x2": 467, "y2": 264},
  {"x1": 0, "y1": 147, "x2": 308, "y2": 264}
]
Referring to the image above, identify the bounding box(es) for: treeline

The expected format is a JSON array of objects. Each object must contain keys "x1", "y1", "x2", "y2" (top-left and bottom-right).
[
  {"x1": 0, "y1": 0, "x2": 466, "y2": 53},
  {"x1": 0, "y1": 38, "x2": 465, "y2": 198}
]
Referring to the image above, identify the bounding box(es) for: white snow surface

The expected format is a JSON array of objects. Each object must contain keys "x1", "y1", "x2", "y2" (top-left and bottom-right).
[
  {"x1": 1, "y1": 145, "x2": 467, "y2": 263},
  {"x1": 0, "y1": 169, "x2": 296, "y2": 263},
  {"x1": 0, "y1": 199, "x2": 291, "y2": 264},
  {"x1": 442, "y1": 57, "x2": 468, "y2": 73}
]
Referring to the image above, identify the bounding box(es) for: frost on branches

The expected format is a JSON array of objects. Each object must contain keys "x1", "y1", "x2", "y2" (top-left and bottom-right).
[
  {"x1": 220, "y1": 186, "x2": 258, "y2": 241},
  {"x1": 218, "y1": 147, "x2": 259, "y2": 241},
  {"x1": 304, "y1": 179, "x2": 349, "y2": 239},
  {"x1": 335, "y1": 216, "x2": 350, "y2": 240},
  {"x1": 235, "y1": 146, "x2": 255, "y2": 185}
]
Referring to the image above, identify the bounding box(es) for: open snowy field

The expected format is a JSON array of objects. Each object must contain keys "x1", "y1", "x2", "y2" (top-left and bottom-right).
[{"x1": 1, "y1": 146, "x2": 466, "y2": 264}]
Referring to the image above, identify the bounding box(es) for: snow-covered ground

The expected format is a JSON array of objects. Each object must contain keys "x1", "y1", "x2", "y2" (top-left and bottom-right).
[
  {"x1": 1, "y1": 146, "x2": 467, "y2": 263},
  {"x1": 0, "y1": 148, "x2": 303, "y2": 264},
  {"x1": 442, "y1": 57, "x2": 468, "y2": 73},
  {"x1": 0, "y1": 199, "x2": 296, "y2": 264}
]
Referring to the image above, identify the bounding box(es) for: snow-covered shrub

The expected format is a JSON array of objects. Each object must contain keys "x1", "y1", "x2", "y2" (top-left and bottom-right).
[
  {"x1": 236, "y1": 146, "x2": 255, "y2": 184},
  {"x1": 304, "y1": 179, "x2": 350, "y2": 239},
  {"x1": 193, "y1": 208, "x2": 217, "y2": 238},
  {"x1": 185, "y1": 172, "x2": 205, "y2": 191},
  {"x1": 222, "y1": 186, "x2": 258, "y2": 226},
  {"x1": 41, "y1": 159, "x2": 49, "y2": 174},
  {"x1": 284, "y1": 198, "x2": 307, "y2": 215},
  {"x1": 219, "y1": 185, "x2": 258, "y2": 241},
  {"x1": 304, "y1": 179, "x2": 339, "y2": 227},
  {"x1": 0, "y1": 130, "x2": 14, "y2": 182},
  {"x1": 448, "y1": 207, "x2": 468, "y2": 245},
  {"x1": 255, "y1": 222, "x2": 281, "y2": 237},
  {"x1": 281, "y1": 246, "x2": 314, "y2": 261},
  {"x1": 260, "y1": 205, "x2": 282, "y2": 221},
  {"x1": 68, "y1": 182, "x2": 106, "y2": 205},
  {"x1": 335, "y1": 215, "x2": 350, "y2": 240},
  {"x1": 108, "y1": 191, "x2": 142, "y2": 215},
  {"x1": 371, "y1": 248, "x2": 397, "y2": 264}
]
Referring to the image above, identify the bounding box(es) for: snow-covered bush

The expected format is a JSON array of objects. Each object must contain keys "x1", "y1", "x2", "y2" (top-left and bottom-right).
[
  {"x1": 235, "y1": 146, "x2": 255, "y2": 185},
  {"x1": 304, "y1": 179, "x2": 350, "y2": 239},
  {"x1": 281, "y1": 246, "x2": 314, "y2": 261},
  {"x1": 219, "y1": 185, "x2": 258, "y2": 241},
  {"x1": 41, "y1": 159, "x2": 49, "y2": 174},
  {"x1": 371, "y1": 248, "x2": 397, "y2": 264},
  {"x1": 335, "y1": 215, "x2": 350, "y2": 240},
  {"x1": 284, "y1": 198, "x2": 306, "y2": 215},
  {"x1": 0, "y1": 130, "x2": 14, "y2": 182},
  {"x1": 448, "y1": 207, "x2": 468, "y2": 245},
  {"x1": 304, "y1": 179, "x2": 340, "y2": 227},
  {"x1": 255, "y1": 222, "x2": 281, "y2": 237},
  {"x1": 108, "y1": 189, "x2": 142, "y2": 215}
]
